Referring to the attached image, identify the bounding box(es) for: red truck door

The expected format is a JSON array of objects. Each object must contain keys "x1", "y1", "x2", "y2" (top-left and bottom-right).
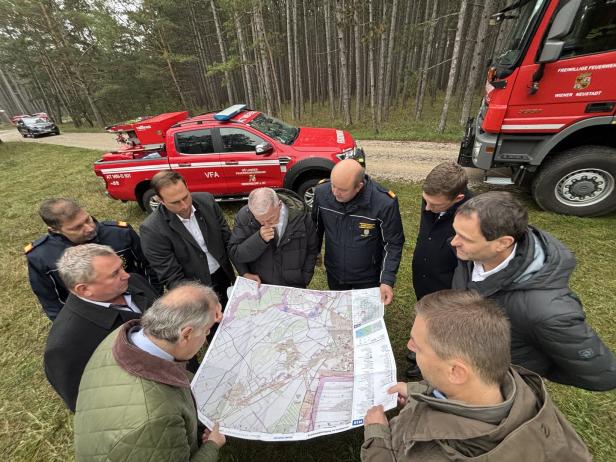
[
  {"x1": 216, "y1": 127, "x2": 284, "y2": 193},
  {"x1": 503, "y1": 1, "x2": 616, "y2": 133},
  {"x1": 171, "y1": 128, "x2": 228, "y2": 195}
]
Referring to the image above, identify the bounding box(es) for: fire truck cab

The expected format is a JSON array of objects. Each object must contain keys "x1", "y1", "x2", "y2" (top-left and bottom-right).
[{"x1": 459, "y1": 0, "x2": 616, "y2": 216}]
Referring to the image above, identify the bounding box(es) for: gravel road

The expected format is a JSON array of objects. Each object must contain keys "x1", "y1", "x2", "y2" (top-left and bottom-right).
[{"x1": 0, "y1": 129, "x2": 484, "y2": 183}]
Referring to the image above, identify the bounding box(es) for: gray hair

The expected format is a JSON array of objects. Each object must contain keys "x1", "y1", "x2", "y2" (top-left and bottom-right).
[
  {"x1": 39, "y1": 198, "x2": 82, "y2": 229},
  {"x1": 57, "y1": 243, "x2": 117, "y2": 289},
  {"x1": 248, "y1": 187, "x2": 280, "y2": 216},
  {"x1": 141, "y1": 282, "x2": 219, "y2": 343}
]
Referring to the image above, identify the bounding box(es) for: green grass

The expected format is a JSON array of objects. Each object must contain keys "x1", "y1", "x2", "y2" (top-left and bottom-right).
[{"x1": 1, "y1": 141, "x2": 614, "y2": 461}]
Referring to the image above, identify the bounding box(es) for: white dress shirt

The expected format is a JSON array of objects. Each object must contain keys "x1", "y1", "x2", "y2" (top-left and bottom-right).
[
  {"x1": 76, "y1": 293, "x2": 141, "y2": 313},
  {"x1": 177, "y1": 206, "x2": 220, "y2": 274},
  {"x1": 471, "y1": 244, "x2": 518, "y2": 282}
]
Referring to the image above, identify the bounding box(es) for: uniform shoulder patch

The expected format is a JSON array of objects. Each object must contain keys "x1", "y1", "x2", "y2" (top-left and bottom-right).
[
  {"x1": 388, "y1": 190, "x2": 396, "y2": 199},
  {"x1": 23, "y1": 235, "x2": 48, "y2": 254},
  {"x1": 101, "y1": 220, "x2": 130, "y2": 228},
  {"x1": 318, "y1": 179, "x2": 330, "y2": 185}
]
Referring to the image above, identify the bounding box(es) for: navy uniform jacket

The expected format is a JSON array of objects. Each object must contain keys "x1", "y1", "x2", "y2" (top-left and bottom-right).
[
  {"x1": 411, "y1": 190, "x2": 472, "y2": 300},
  {"x1": 312, "y1": 176, "x2": 405, "y2": 287},
  {"x1": 25, "y1": 219, "x2": 160, "y2": 321}
]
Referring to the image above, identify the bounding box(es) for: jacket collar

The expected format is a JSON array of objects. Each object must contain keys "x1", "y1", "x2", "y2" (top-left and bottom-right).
[
  {"x1": 112, "y1": 319, "x2": 191, "y2": 388},
  {"x1": 159, "y1": 202, "x2": 206, "y2": 253},
  {"x1": 402, "y1": 366, "x2": 542, "y2": 444}
]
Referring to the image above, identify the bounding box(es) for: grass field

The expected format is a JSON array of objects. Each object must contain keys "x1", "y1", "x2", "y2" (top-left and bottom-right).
[{"x1": 0, "y1": 141, "x2": 614, "y2": 461}]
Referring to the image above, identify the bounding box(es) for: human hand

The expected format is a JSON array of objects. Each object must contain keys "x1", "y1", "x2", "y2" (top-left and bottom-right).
[
  {"x1": 243, "y1": 273, "x2": 262, "y2": 287},
  {"x1": 388, "y1": 382, "x2": 408, "y2": 407},
  {"x1": 380, "y1": 284, "x2": 394, "y2": 305},
  {"x1": 202, "y1": 422, "x2": 226, "y2": 448},
  {"x1": 260, "y1": 226, "x2": 275, "y2": 242},
  {"x1": 364, "y1": 405, "x2": 388, "y2": 426}
]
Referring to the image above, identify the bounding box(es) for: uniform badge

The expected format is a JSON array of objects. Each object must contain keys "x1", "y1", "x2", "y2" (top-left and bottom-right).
[{"x1": 359, "y1": 222, "x2": 375, "y2": 237}]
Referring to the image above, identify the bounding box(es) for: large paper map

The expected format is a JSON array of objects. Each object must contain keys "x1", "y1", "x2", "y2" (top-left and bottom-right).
[{"x1": 191, "y1": 277, "x2": 397, "y2": 441}]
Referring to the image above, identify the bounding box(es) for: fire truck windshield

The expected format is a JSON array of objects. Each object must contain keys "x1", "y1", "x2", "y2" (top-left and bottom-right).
[
  {"x1": 248, "y1": 113, "x2": 299, "y2": 145},
  {"x1": 492, "y1": 0, "x2": 547, "y2": 69}
]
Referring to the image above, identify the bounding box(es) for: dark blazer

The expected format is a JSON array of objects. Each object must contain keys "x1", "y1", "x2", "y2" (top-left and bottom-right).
[
  {"x1": 228, "y1": 193, "x2": 319, "y2": 288},
  {"x1": 139, "y1": 192, "x2": 235, "y2": 289},
  {"x1": 411, "y1": 191, "x2": 472, "y2": 300},
  {"x1": 43, "y1": 274, "x2": 158, "y2": 411}
]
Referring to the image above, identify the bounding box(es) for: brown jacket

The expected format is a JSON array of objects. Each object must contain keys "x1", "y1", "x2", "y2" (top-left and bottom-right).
[{"x1": 361, "y1": 366, "x2": 591, "y2": 462}]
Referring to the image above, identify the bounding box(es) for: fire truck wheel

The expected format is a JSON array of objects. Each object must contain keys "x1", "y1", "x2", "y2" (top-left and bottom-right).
[
  {"x1": 532, "y1": 146, "x2": 616, "y2": 217},
  {"x1": 141, "y1": 188, "x2": 161, "y2": 214},
  {"x1": 297, "y1": 178, "x2": 321, "y2": 208}
]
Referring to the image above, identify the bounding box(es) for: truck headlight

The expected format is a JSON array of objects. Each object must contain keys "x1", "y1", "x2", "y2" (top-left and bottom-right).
[{"x1": 472, "y1": 141, "x2": 481, "y2": 161}]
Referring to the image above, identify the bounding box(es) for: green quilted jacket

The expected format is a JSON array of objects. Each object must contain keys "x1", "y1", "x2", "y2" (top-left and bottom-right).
[{"x1": 74, "y1": 320, "x2": 219, "y2": 462}]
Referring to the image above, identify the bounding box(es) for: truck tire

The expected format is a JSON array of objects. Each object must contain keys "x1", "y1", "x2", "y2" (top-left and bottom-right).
[
  {"x1": 296, "y1": 178, "x2": 322, "y2": 208},
  {"x1": 140, "y1": 188, "x2": 161, "y2": 214},
  {"x1": 531, "y1": 146, "x2": 616, "y2": 217}
]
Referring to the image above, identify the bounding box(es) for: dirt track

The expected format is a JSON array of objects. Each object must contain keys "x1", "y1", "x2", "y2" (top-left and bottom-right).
[{"x1": 0, "y1": 129, "x2": 483, "y2": 182}]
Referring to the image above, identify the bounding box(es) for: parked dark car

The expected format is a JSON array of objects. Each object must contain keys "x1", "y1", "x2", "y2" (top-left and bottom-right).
[{"x1": 16, "y1": 116, "x2": 60, "y2": 138}]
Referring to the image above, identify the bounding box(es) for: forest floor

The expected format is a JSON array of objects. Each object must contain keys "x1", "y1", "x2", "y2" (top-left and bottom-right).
[{"x1": 0, "y1": 129, "x2": 489, "y2": 183}]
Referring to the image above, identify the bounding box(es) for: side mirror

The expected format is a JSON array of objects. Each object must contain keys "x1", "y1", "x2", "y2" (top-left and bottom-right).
[
  {"x1": 538, "y1": 0, "x2": 581, "y2": 63},
  {"x1": 255, "y1": 142, "x2": 273, "y2": 155}
]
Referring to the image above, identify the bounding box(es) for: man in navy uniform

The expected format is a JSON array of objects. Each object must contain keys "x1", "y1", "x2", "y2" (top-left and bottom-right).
[
  {"x1": 312, "y1": 159, "x2": 404, "y2": 305},
  {"x1": 25, "y1": 198, "x2": 159, "y2": 320}
]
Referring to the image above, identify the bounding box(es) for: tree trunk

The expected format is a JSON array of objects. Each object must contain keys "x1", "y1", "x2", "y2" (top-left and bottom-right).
[
  {"x1": 324, "y1": 1, "x2": 336, "y2": 120},
  {"x1": 415, "y1": 0, "x2": 439, "y2": 120},
  {"x1": 460, "y1": 0, "x2": 493, "y2": 125},
  {"x1": 286, "y1": 0, "x2": 296, "y2": 117},
  {"x1": 293, "y1": 0, "x2": 303, "y2": 118},
  {"x1": 438, "y1": 0, "x2": 469, "y2": 132},
  {"x1": 376, "y1": 1, "x2": 388, "y2": 124},
  {"x1": 210, "y1": 0, "x2": 235, "y2": 104},
  {"x1": 382, "y1": 0, "x2": 398, "y2": 119},
  {"x1": 353, "y1": 1, "x2": 362, "y2": 122},
  {"x1": 303, "y1": 0, "x2": 314, "y2": 116},
  {"x1": 368, "y1": 0, "x2": 378, "y2": 133},
  {"x1": 235, "y1": 11, "x2": 256, "y2": 108},
  {"x1": 335, "y1": 0, "x2": 351, "y2": 126}
]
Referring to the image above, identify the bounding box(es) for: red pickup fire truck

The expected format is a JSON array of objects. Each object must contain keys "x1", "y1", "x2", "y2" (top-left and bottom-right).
[
  {"x1": 94, "y1": 105, "x2": 365, "y2": 212},
  {"x1": 459, "y1": 0, "x2": 616, "y2": 216}
]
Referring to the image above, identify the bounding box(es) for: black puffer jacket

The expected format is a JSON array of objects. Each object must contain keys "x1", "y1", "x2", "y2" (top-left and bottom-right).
[
  {"x1": 452, "y1": 226, "x2": 616, "y2": 391},
  {"x1": 228, "y1": 192, "x2": 319, "y2": 288}
]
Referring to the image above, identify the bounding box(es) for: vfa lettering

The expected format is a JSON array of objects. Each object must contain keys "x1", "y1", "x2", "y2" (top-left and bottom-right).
[{"x1": 204, "y1": 171, "x2": 220, "y2": 178}]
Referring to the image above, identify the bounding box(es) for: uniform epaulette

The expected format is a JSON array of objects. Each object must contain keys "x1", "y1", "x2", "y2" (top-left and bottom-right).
[
  {"x1": 375, "y1": 183, "x2": 397, "y2": 200},
  {"x1": 318, "y1": 179, "x2": 330, "y2": 185},
  {"x1": 23, "y1": 235, "x2": 48, "y2": 254},
  {"x1": 101, "y1": 220, "x2": 130, "y2": 228}
]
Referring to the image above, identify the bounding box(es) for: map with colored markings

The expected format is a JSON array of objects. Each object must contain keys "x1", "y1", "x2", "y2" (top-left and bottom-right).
[{"x1": 191, "y1": 277, "x2": 397, "y2": 441}]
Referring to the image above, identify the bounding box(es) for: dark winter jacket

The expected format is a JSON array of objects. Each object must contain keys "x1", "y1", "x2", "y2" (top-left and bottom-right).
[
  {"x1": 140, "y1": 192, "x2": 235, "y2": 289},
  {"x1": 228, "y1": 192, "x2": 319, "y2": 288},
  {"x1": 25, "y1": 219, "x2": 159, "y2": 320},
  {"x1": 361, "y1": 366, "x2": 592, "y2": 462},
  {"x1": 452, "y1": 226, "x2": 616, "y2": 391},
  {"x1": 44, "y1": 274, "x2": 158, "y2": 412},
  {"x1": 312, "y1": 176, "x2": 405, "y2": 287},
  {"x1": 411, "y1": 191, "x2": 472, "y2": 300}
]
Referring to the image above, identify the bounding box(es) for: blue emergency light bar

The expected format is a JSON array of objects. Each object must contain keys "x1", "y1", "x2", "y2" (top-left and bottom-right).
[{"x1": 214, "y1": 104, "x2": 247, "y2": 121}]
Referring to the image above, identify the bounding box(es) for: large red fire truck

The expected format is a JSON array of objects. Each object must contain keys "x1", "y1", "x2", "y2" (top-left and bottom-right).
[
  {"x1": 459, "y1": 0, "x2": 616, "y2": 216},
  {"x1": 94, "y1": 105, "x2": 365, "y2": 212}
]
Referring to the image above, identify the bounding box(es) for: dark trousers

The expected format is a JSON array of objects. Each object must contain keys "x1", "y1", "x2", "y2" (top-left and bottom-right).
[{"x1": 327, "y1": 273, "x2": 378, "y2": 291}]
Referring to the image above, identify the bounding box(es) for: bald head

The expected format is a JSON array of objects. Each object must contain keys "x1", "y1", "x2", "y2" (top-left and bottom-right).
[
  {"x1": 330, "y1": 159, "x2": 365, "y2": 203},
  {"x1": 141, "y1": 282, "x2": 220, "y2": 343}
]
